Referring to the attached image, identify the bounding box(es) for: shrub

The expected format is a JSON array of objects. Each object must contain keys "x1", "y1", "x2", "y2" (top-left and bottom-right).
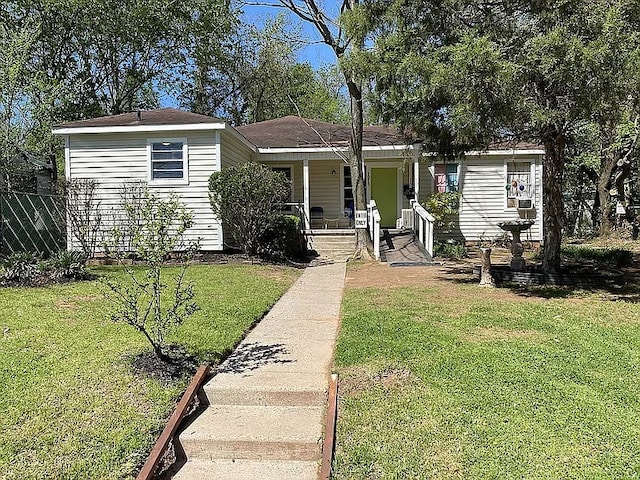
[
  {"x1": 261, "y1": 215, "x2": 305, "y2": 258},
  {"x1": 65, "y1": 178, "x2": 103, "y2": 258},
  {"x1": 560, "y1": 246, "x2": 633, "y2": 268},
  {"x1": 422, "y1": 192, "x2": 460, "y2": 235},
  {"x1": 102, "y1": 191, "x2": 199, "y2": 361},
  {"x1": 209, "y1": 163, "x2": 290, "y2": 258},
  {"x1": 46, "y1": 250, "x2": 89, "y2": 280},
  {"x1": 433, "y1": 240, "x2": 467, "y2": 259},
  {"x1": 0, "y1": 252, "x2": 41, "y2": 284}
]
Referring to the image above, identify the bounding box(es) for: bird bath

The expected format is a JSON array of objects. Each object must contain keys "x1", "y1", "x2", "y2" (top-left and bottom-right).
[{"x1": 497, "y1": 219, "x2": 534, "y2": 271}]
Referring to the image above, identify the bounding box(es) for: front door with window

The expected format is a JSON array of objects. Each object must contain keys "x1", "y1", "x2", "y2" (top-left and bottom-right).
[{"x1": 370, "y1": 167, "x2": 398, "y2": 228}]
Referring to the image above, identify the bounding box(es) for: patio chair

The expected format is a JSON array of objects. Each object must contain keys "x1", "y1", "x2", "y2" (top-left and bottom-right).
[{"x1": 310, "y1": 206, "x2": 325, "y2": 229}]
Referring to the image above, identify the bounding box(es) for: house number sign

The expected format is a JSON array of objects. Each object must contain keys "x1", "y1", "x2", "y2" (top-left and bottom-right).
[{"x1": 355, "y1": 210, "x2": 367, "y2": 228}]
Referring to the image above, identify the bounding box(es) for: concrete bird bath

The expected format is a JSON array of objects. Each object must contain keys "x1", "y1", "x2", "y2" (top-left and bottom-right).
[{"x1": 497, "y1": 219, "x2": 534, "y2": 271}]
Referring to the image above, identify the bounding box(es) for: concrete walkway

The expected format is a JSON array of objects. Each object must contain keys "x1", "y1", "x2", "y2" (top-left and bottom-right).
[{"x1": 172, "y1": 262, "x2": 346, "y2": 480}]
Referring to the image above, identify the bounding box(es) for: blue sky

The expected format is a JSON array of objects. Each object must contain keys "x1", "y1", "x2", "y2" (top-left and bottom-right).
[{"x1": 239, "y1": 3, "x2": 336, "y2": 69}]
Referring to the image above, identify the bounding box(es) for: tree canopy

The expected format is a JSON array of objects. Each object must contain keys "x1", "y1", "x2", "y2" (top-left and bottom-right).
[{"x1": 370, "y1": 0, "x2": 640, "y2": 272}]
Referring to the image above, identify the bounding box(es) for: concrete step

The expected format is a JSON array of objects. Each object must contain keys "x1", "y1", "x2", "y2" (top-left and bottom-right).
[
  {"x1": 171, "y1": 458, "x2": 319, "y2": 480},
  {"x1": 179, "y1": 405, "x2": 323, "y2": 461}
]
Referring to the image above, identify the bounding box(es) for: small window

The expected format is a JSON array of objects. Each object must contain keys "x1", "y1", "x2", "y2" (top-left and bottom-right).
[
  {"x1": 149, "y1": 140, "x2": 187, "y2": 182},
  {"x1": 506, "y1": 161, "x2": 532, "y2": 208},
  {"x1": 434, "y1": 164, "x2": 458, "y2": 193}
]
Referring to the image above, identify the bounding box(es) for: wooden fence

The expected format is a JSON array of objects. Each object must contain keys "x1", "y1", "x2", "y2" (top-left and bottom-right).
[{"x1": 0, "y1": 192, "x2": 66, "y2": 255}]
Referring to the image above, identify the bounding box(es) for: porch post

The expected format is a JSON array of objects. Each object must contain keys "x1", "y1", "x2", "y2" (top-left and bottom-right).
[
  {"x1": 303, "y1": 159, "x2": 310, "y2": 229},
  {"x1": 413, "y1": 143, "x2": 421, "y2": 201}
]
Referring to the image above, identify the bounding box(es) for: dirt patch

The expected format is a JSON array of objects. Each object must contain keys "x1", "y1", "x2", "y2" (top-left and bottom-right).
[
  {"x1": 346, "y1": 260, "x2": 532, "y2": 303},
  {"x1": 461, "y1": 326, "x2": 546, "y2": 343},
  {"x1": 340, "y1": 366, "x2": 418, "y2": 397},
  {"x1": 129, "y1": 345, "x2": 199, "y2": 385},
  {"x1": 55, "y1": 294, "x2": 100, "y2": 311}
]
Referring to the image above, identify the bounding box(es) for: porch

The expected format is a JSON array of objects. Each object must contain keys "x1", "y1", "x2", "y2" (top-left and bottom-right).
[{"x1": 290, "y1": 199, "x2": 435, "y2": 263}]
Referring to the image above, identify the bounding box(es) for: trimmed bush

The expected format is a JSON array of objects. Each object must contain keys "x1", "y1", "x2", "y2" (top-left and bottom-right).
[{"x1": 209, "y1": 163, "x2": 291, "y2": 258}]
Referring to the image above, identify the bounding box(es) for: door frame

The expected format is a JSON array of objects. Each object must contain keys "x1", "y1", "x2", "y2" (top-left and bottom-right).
[{"x1": 366, "y1": 164, "x2": 403, "y2": 227}]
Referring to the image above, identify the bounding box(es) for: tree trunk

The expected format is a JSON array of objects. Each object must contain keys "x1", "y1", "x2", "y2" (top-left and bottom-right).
[
  {"x1": 597, "y1": 150, "x2": 617, "y2": 235},
  {"x1": 542, "y1": 127, "x2": 565, "y2": 274},
  {"x1": 345, "y1": 75, "x2": 371, "y2": 258}
]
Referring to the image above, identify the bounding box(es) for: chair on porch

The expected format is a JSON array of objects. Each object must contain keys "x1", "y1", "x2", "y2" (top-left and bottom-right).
[{"x1": 310, "y1": 206, "x2": 325, "y2": 229}]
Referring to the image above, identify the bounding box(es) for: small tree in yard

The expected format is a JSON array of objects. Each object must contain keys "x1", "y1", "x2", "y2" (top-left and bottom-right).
[
  {"x1": 103, "y1": 190, "x2": 199, "y2": 361},
  {"x1": 65, "y1": 178, "x2": 103, "y2": 258},
  {"x1": 208, "y1": 163, "x2": 290, "y2": 257}
]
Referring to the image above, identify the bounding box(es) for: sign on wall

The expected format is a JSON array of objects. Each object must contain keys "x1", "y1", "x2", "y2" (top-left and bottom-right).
[{"x1": 355, "y1": 210, "x2": 367, "y2": 228}]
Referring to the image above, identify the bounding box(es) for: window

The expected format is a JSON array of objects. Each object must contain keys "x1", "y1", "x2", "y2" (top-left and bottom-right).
[
  {"x1": 149, "y1": 139, "x2": 187, "y2": 182},
  {"x1": 434, "y1": 163, "x2": 458, "y2": 193},
  {"x1": 506, "y1": 161, "x2": 532, "y2": 208},
  {"x1": 343, "y1": 166, "x2": 353, "y2": 216}
]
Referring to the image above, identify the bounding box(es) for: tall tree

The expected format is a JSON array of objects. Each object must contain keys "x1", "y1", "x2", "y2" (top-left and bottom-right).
[
  {"x1": 371, "y1": 0, "x2": 640, "y2": 273},
  {"x1": 0, "y1": 19, "x2": 62, "y2": 191},
  {"x1": 184, "y1": 15, "x2": 349, "y2": 125},
  {"x1": 267, "y1": 0, "x2": 375, "y2": 257}
]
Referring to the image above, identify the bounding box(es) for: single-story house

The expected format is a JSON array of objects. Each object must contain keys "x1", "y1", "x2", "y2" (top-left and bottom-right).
[{"x1": 53, "y1": 108, "x2": 544, "y2": 252}]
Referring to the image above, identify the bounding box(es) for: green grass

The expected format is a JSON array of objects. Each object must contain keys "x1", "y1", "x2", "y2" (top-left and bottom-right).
[
  {"x1": 0, "y1": 264, "x2": 299, "y2": 480},
  {"x1": 334, "y1": 280, "x2": 640, "y2": 479}
]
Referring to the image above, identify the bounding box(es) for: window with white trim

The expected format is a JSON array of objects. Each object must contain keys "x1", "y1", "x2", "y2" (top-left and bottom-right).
[
  {"x1": 149, "y1": 139, "x2": 187, "y2": 181},
  {"x1": 506, "y1": 161, "x2": 532, "y2": 208},
  {"x1": 434, "y1": 163, "x2": 459, "y2": 193}
]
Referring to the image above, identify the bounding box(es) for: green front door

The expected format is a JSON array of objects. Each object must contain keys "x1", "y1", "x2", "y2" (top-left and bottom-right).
[{"x1": 370, "y1": 167, "x2": 398, "y2": 228}]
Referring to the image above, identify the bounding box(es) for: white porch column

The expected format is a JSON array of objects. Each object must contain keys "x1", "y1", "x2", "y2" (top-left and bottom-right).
[
  {"x1": 413, "y1": 143, "x2": 421, "y2": 201},
  {"x1": 303, "y1": 159, "x2": 310, "y2": 229}
]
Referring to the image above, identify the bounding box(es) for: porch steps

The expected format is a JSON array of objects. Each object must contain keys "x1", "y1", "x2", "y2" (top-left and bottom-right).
[{"x1": 305, "y1": 229, "x2": 355, "y2": 261}]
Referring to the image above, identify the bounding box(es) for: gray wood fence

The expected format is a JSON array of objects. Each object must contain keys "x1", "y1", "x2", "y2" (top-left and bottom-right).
[{"x1": 0, "y1": 192, "x2": 66, "y2": 255}]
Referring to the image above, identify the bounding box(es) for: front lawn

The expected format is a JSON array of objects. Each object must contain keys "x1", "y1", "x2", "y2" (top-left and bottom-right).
[
  {"x1": 0, "y1": 264, "x2": 299, "y2": 479},
  {"x1": 334, "y1": 263, "x2": 640, "y2": 479}
]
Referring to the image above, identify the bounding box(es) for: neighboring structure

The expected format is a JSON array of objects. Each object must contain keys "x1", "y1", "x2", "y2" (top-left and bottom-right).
[{"x1": 53, "y1": 108, "x2": 544, "y2": 252}]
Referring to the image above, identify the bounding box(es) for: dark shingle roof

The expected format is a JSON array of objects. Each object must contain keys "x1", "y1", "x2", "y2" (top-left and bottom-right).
[
  {"x1": 56, "y1": 108, "x2": 224, "y2": 128},
  {"x1": 236, "y1": 116, "x2": 408, "y2": 149}
]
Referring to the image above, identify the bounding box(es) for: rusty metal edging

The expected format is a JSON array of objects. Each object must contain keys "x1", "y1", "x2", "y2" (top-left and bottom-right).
[
  {"x1": 320, "y1": 373, "x2": 339, "y2": 480},
  {"x1": 136, "y1": 364, "x2": 211, "y2": 480}
]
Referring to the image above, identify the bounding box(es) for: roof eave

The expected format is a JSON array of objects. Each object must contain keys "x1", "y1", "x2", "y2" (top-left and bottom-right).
[{"x1": 52, "y1": 122, "x2": 228, "y2": 135}]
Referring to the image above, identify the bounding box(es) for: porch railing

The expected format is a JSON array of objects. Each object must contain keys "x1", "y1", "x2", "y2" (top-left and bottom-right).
[
  {"x1": 410, "y1": 199, "x2": 435, "y2": 257},
  {"x1": 367, "y1": 200, "x2": 381, "y2": 260}
]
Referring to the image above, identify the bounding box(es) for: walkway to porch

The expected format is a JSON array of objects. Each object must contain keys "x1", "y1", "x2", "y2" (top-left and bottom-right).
[{"x1": 379, "y1": 229, "x2": 435, "y2": 266}]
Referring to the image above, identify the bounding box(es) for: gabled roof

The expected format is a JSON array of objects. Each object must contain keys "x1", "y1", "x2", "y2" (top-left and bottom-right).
[
  {"x1": 55, "y1": 108, "x2": 225, "y2": 128},
  {"x1": 235, "y1": 116, "x2": 408, "y2": 149}
]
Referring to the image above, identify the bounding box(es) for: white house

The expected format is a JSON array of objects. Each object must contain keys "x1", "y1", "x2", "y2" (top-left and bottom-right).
[{"x1": 53, "y1": 108, "x2": 544, "y2": 253}]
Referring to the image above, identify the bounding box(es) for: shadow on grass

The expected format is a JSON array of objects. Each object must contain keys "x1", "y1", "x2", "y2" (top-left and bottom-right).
[{"x1": 435, "y1": 264, "x2": 640, "y2": 300}]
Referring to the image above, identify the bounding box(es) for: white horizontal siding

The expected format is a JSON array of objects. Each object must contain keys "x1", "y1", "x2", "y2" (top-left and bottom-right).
[
  {"x1": 220, "y1": 131, "x2": 253, "y2": 169},
  {"x1": 67, "y1": 131, "x2": 222, "y2": 252},
  {"x1": 416, "y1": 155, "x2": 543, "y2": 242}
]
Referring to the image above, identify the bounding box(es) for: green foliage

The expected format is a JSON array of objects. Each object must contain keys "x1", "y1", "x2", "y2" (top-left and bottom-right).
[
  {"x1": 209, "y1": 163, "x2": 291, "y2": 258},
  {"x1": 65, "y1": 178, "x2": 102, "y2": 258},
  {"x1": 103, "y1": 190, "x2": 199, "y2": 360},
  {"x1": 422, "y1": 191, "x2": 460, "y2": 234},
  {"x1": 433, "y1": 240, "x2": 467, "y2": 259},
  {"x1": 561, "y1": 246, "x2": 633, "y2": 268},
  {"x1": 45, "y1": 250, "x2": 89, "y2": 280},
  {"x1": 0, "y1": 251, "x2": 41, "y2": 284},
  {"x1": 0, "y1": 264, "x2": 299, "y2": 478},
  {"x1": 335, "y1": 275, "x2": 640, "y2": 478},
  {"x1": 187, "y1": 14, "x2": 349, "y2": 124},
  {"x1": 261, "y1": 215, "x2": 305, "y2": 259}
]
